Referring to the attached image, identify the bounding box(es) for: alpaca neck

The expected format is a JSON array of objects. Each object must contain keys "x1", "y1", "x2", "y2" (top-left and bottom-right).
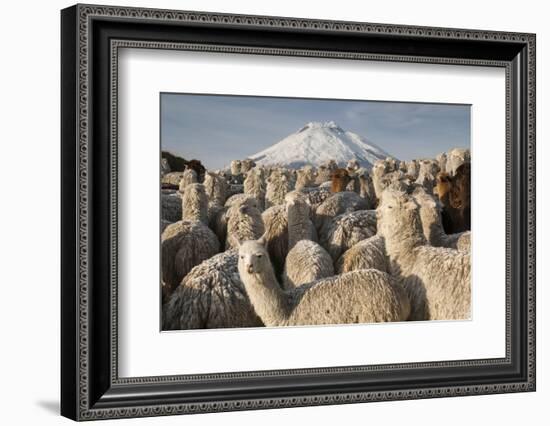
[
  {"x1": 182, "y1": 198, "x2": 208, "y2": 224},
  {"x1": 287, "y1": 202, "x2": 313, "y2": 250},
  {"x1": 419, "y1": 204, "x2": 446, "y2": 246},
  {"x1": 383, "y1": 219, "x2": 426, "y2": 276},
  {"x1": 242, "y1": 265, "x2": 290, "y2": 326},
  {"x1": 331, "y1": 179, "x2": 348, "y2": 193}
]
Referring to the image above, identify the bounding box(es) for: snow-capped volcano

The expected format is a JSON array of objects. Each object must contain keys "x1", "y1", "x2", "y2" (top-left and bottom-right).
[{"x1": 249, "y1": 121, "x2": 394, "y2": 169}]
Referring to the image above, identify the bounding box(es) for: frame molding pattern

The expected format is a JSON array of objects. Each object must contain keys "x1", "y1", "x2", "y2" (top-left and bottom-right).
[{"x1": 68, "y1": 4, "x2": 535, "y2": 420}]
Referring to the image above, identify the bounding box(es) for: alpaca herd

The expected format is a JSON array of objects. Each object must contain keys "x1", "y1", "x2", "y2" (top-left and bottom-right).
[{"x1": 161, "y1": 148, "x2": 471, "y2": 330}]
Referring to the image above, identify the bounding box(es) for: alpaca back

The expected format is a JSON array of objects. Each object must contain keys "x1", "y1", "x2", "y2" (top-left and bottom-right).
[
  {"x1": 285, "y1": 269, "x2": 409, "y2": 326},
  {"x1": 283, "y1": 240, "x2": 334, "y2": 289},
  {"x1": 320, "y1": 210, "x2": 377, "y2": 261},
  {"x1": 336, "y1": 234, "x2": 387, "y2": 274},
  {"x1": 163, "y1": 250, "x2": 263, "y2": 330},
  {"x1": 161, "y1": 220, "x2": 220, "y2": 295},
  {"x1": 161, "y1": 192, "x2": 182, "y2": 222},
  {"x1": 402, "y1": 246, "x2": 471, "y2": 321},
  {"x1": 315, "y1": 191, "x2": 369, "y2": 235}
]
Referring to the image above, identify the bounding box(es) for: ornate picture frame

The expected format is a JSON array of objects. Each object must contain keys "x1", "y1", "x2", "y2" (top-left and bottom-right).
[{"x1": 61, "y1": 4, "x2": 536, "y2": 420}]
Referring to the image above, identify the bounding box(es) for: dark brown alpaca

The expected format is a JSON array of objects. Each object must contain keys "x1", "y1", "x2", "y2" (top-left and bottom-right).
[
  {"x1": 330, "y1": 168, "x2": 351, "y2": 193},
  {"x1": 186, "y1": 159, "x2": 206, "y2": 182},
  {"x1": 435, "y1": 165, "x2": 470, "y2": 234},
  {"x1": 449, "y1": 163, "x2": 471, "y2": 231}
]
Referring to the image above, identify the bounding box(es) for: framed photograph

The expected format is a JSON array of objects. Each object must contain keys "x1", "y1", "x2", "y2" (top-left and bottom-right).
[{"x1": 61, "y1": 4, "x2": 536, "y2": 421}]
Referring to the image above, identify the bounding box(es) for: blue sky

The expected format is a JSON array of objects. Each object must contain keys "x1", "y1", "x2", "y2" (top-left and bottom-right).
[{"x1": 161, "y1": 93, "x2": 470, "y2": 170}]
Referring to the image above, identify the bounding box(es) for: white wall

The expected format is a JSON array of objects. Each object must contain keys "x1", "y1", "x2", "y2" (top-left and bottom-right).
[{"x1": 0, "y1": 0, "x2": 546, "y2": 424}]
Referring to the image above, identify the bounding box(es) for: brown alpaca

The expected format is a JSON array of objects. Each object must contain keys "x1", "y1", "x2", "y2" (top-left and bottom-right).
[
  {"x1": 330, "y1": 168, "x2": 351, "y2": 193},
  {"x1": 185, "y1": 159, "x2": 206, "y2": 182},
  {"x1": 435, "y1": 166, "x2": 470, "y2": 234},
  {"x1": 449, "y1": 163, "x2": 471, "y2": 230}
]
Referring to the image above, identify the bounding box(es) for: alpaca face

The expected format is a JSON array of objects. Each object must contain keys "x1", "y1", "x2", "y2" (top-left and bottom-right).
[
  {"x1": 449, "y1": 163, "x2": 471, "y2": 209},
  {"x1": 376, "y1": 190, "x2": 419, "y2": 239},
  {"x1": 435, "y1": 172, "x2": 452, "y2": 201},
  {"x1": 238, "y1": 240, "x2": 269, "y2": 274}
]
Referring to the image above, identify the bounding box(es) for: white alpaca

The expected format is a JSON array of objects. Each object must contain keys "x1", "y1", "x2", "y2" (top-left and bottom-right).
[
  {"x1": 163, "y1": 249, "x2": 263, "y2": 330},
  {"x1": 162, "y1": 171, "x2": 185, "y2": 187},
  {"x1": 210, "y1": 195, "x2": 261, "y2": 248},
  {"x1": 436, "y1": 153, "x2": 447, "y2": 173},
  {"x1": 294, "y1": 165, "x2": 317, "y2": 190},
  {"x1": 160, "y1": 158, "x2": 171, "y2": 176},
  {"x1": 301, "y1": 186, "x2": 332, "y2": 211},
  {"x1": 371, "y1": 160, "x2": 393, "y2": 200},
  {"x1": 377, "y1": 189, "x2": 471, "y2": 321},
  {"x1": 314, "y1": 164, "x2": 333, "y2": 185},
  {"x1": 282, "y1": 192, "x2": 333, "y2": 288},
  {"x1": 413, "y1": 187, "x2": 470, "y2": 252},
  {"x1": 336, "y1": 234, "x2": 387, "y2": 274},
  {"x1": 225, "y1": 202, "x2": 265, "y2": 250},
  {"x1": 414, "y1": 160, "x2": 439, "y2": 194},
  {"x1": 243, "y1": 168, "x2": 266, "y2": 210},
  {"x1": 237, "y1": 237, "x2": 410, "y2": 326},
  {"x1": 230, "y1": 159, "x2": 242, "y2": 176},
  {"x1": 265, "y1": 171, "x2": 292, "y2": 208},
  {"x1": 285, "y1": 191, "x2": 317, "y2": 249},
  {"x1": 178, "y1": 168, "x2": 198, "y2": 194},
  {"x1": 357, "y1": 169, "x2": 376, "y2": 208},
  {"x1": 204, "y1": 171, "x2": 229, "y2": 206},
  {"x1": 161, "y1": 191, "x2": 182, "y2": 222},
  {"x1": 240, "y1": 158, "x2": 256, "y2": 174},
  {"x1": 346, "y1": 159, "x2": 360, "y2": 173},
  {"x1": 445, "y1": 148, "x2": 470, "y2": 176},
  {"x1": 406, "y1": 160, "x2": 419, "y2": 180},
  {"x1": 161, "y1": 184, "x2": 220, "y2": 296}
]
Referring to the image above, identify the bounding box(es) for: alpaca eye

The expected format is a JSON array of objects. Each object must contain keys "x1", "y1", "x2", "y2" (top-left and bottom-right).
[{"x1": 257, "y1": 254, "x2": 262, "y2": 258}]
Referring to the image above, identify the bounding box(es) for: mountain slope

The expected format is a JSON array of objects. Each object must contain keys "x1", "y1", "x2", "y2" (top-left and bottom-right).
[{"x1": 249, "y1": 121, "x2": 394, "y2": 169}]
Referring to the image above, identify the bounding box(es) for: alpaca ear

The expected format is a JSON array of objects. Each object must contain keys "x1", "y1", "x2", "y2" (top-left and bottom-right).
[{"x1": 257, "y1": 231, "x2": 269, "y2": 247}]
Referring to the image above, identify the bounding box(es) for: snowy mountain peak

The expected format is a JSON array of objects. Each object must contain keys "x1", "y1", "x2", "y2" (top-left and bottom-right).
[
  {"x1": 299, "y1": 121, "x2": 342, "y2": 131},
  {"x1": 249, "y1": 122, "x2": 394, "y2": 170}
]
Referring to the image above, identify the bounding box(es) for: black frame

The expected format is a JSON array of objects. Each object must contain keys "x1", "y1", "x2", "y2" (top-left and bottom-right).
[{"x1": 61, "y1": 4, "x2": 536, "y2": 421}]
